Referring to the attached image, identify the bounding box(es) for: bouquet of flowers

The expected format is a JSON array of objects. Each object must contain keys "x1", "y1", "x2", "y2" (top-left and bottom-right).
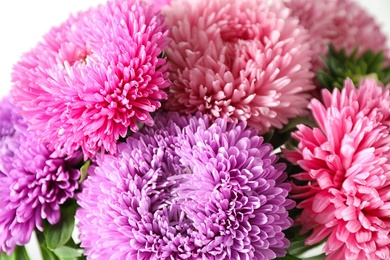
[{"x1": 1, "y1": 0, "x2": 390, "y2": 259}]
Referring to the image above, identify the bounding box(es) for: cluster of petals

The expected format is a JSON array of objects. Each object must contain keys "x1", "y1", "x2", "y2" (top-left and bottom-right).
[
  {"x1": 77, "y1": 112, "x2": 294, "y2": 259},
  {"x1": 284, "y1": 0, "x2": 389, "y2": 71},
  {"x1": 0, "y1": 97, "x2": 82, "y2": 254},
  {"x1": 11, "y1": 0, "x2": 170, "y2": 159},
  {"x1": 283, "y1": 78, "x2": 390, "y2": 259},
  {"x1": 162, "y1": 0, "x2": 314, "y2": 134}
]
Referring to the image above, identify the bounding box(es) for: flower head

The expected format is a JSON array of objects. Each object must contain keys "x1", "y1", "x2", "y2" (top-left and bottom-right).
[
  {"x1": 0, "y1": 97, "x2": 82, "y2": 254},
  {"x1": 11, "y1": 0, "x2": 170, "y2": 159},
  {"x1": 162, "y1": 0, "x2": 314, "y2": 134},
  {"x1": 285, "y1": 0, "x2": 389, "y2": 71},
  {"x1": 283, "y1": 78, "x2": 390, "y2": 259},
  {"x1": 77, "y1": 112, "x2": 294, "y2": 259},
  {"x1": 0, "y1": 97, "x2": 24, "y2": 139}
]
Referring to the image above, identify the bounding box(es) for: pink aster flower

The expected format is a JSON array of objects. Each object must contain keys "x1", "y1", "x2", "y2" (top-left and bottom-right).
[
  {"x1": 285, "y1": 0, "x2": 389, "y2": 71},
  {"x1": 11, "y1": 0, "x2": 170, "y2": 159},
  {"x1": 283, "y1": 78, "x2": 390, "y2": 259},
  {"x1": 162, "y1": 0, "x2": 314, "y2": 134}
]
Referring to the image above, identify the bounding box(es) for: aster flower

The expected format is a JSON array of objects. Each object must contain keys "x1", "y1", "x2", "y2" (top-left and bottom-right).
[
  {"x1": 0, "y1": 97, "x2": 24, "y2": 139},
  {"x1": 76, "y1": 112, "x2": 294, "y2": 259},
  {"x1": 11, "y1": 0, "x2": 170, "y2": 159},
  {"x1": 285, "y1": 0, "x2": 389, "y2": 71},
  {"x1": 283, "y1": 78, "x2": 390, "y2": 259},
  {"x1": 0, "y1": 98, "x2": 82, "y2": 254},
  {"x1": 162, "y1": 0, "x2": 314, "y2": 134}
]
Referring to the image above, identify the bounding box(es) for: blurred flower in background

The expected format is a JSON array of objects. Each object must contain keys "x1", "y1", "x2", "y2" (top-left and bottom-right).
[{"x1": 285, "y1": 0, "x2": 389, "y2": 71}]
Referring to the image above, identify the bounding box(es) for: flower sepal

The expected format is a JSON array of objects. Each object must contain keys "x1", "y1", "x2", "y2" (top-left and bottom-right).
[
  {"x1": 317, "y1": 44, "x2": 390, "y2": 90},
  {"x1": 277, "y1": 226, "x2": 326, "y2": 260},
  {"x1": 264, "y1": 116, "x2": 316, "y2": 150}
]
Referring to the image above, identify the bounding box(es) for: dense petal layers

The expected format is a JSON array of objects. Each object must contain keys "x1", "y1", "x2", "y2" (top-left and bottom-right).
[
  {"x1": 77, "y1": 112, "x2": 294, "y2": 259},
  {"x1": 283, "y1": 78, "x2": 390, "y2": 259},
  {"x1": 163, "y1": 0, "x2": 314, "y2": 134},
  {"x1": 11, "y1": 0, "x2": 170, "y2": 159}
]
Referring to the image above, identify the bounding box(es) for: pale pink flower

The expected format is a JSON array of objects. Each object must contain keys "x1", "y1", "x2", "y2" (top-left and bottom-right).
[
  {"x1": 148, "y1": 0, "x2": 171, "y2": 12},
  {"x1": 283, "y1": 78, "x2": 390, "y2": 259},
  {"x1": 163, "y1": 0, "x2": 314, "y2": 134},
  {"x1": 11, "y1": 0, "x2": 170, "y2": 159},
  {"x1": 285, "y1": 0, "x2": 389, "y2": 71}
]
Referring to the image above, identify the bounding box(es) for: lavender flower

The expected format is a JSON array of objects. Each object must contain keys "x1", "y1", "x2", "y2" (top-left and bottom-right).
[
  {"x1": 0, "y1": 97, "x2": 82, "y2": 254},
  {"x1": 76, "y1": 112, "x2": 294, "y2": 259},
  {"x1": 0, "y1": 97, "x2": 24, "y2": 139}
]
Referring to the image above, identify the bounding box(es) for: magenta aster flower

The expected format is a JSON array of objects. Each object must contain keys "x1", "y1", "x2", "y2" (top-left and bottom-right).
[
  {"x1": 285, "y1": 0, "x2": 389, "y2": 71},
  {"x1": 11, "y1": 0, "x2": 170, "y2": 159},
  {"x1": 77, "y1": 112, "x2": 294, "y2": 259},
  {"x1": 162, "y1": 0, "x2": 314, "y2": 134},
  {"x1": 283, "y1": 78, "x2": 390, "y2": 259},
  {"x1": 0, "y1": 98, "x2": 82, "y2": 254}
]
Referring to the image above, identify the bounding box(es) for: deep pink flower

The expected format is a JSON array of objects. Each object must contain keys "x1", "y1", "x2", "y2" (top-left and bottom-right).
[
  {"x1": 283, "y1": 78, "x2": 390, "y2": 259},
  {"x1": 285, "y1": 0, "x2": 389, "y2": 71},
  {"x1": 163, "y1": 0, "x2": 314, "y2": 134},
  {"x1": 11, "y1": 0, "x2": 170, "y2": 159}
]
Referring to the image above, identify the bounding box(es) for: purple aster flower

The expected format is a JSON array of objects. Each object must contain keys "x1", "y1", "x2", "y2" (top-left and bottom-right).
[
  {"x1": 0, "y1": 97, "x2": 24, "y2": 139},
  {"x1": 11, "y1": 0, "x2": 170, "y2": 159},
  {"x1": 0, "y1": 98, "x2": 82, "y2": 254},
  {"x1": 76, "y1": 112, "x2": 294, "y2": 259}
]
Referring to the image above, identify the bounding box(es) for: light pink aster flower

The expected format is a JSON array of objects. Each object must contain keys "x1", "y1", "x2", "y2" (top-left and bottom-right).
[
  {"x1": 283, "y1": 78, "x2": 390, "y2": 259},
  {"x1": 163, "y1": 0, "x2": 314, "y2": 134},
  {"x1": 11, "y1": 0, "x2": 170, "y2": 159},
  {"x1": 285, "y1": 0, "x2": 389, "y2": 71},
  {"x1": 148, "y1": 0, "x2": 172, "y2": 12}
]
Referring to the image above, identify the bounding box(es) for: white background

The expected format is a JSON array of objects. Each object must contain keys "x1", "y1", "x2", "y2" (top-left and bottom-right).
[{"x1": 0, "y1": 0, "x2": 389, "y2": 259}]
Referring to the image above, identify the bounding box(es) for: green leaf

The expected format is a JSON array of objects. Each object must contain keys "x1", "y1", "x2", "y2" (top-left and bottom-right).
[
  {"x1": 79, "y1": 161, "x2": 90, "y2": 184},
  {"x1": 303, "y1": 255, "x2": 326, "y2": 260},
  {"x1": 264, "y1": 116, "x2": 316, "y2": 150},
  {"x1": 39, "y1": 245, "x2": 59, "y2": 260},
  {"x1": 276, "y1": 252, "x2": 326, "y2": 260},
  {"x1": 52, "y1": 246, "x2": 82, "y2": 260},
  {"x1": 0, "y1": 246, "x2": 30, "y2": 260},
  {"x1": 43, "y1": 200, "x2": 77, "y2": 250}
]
